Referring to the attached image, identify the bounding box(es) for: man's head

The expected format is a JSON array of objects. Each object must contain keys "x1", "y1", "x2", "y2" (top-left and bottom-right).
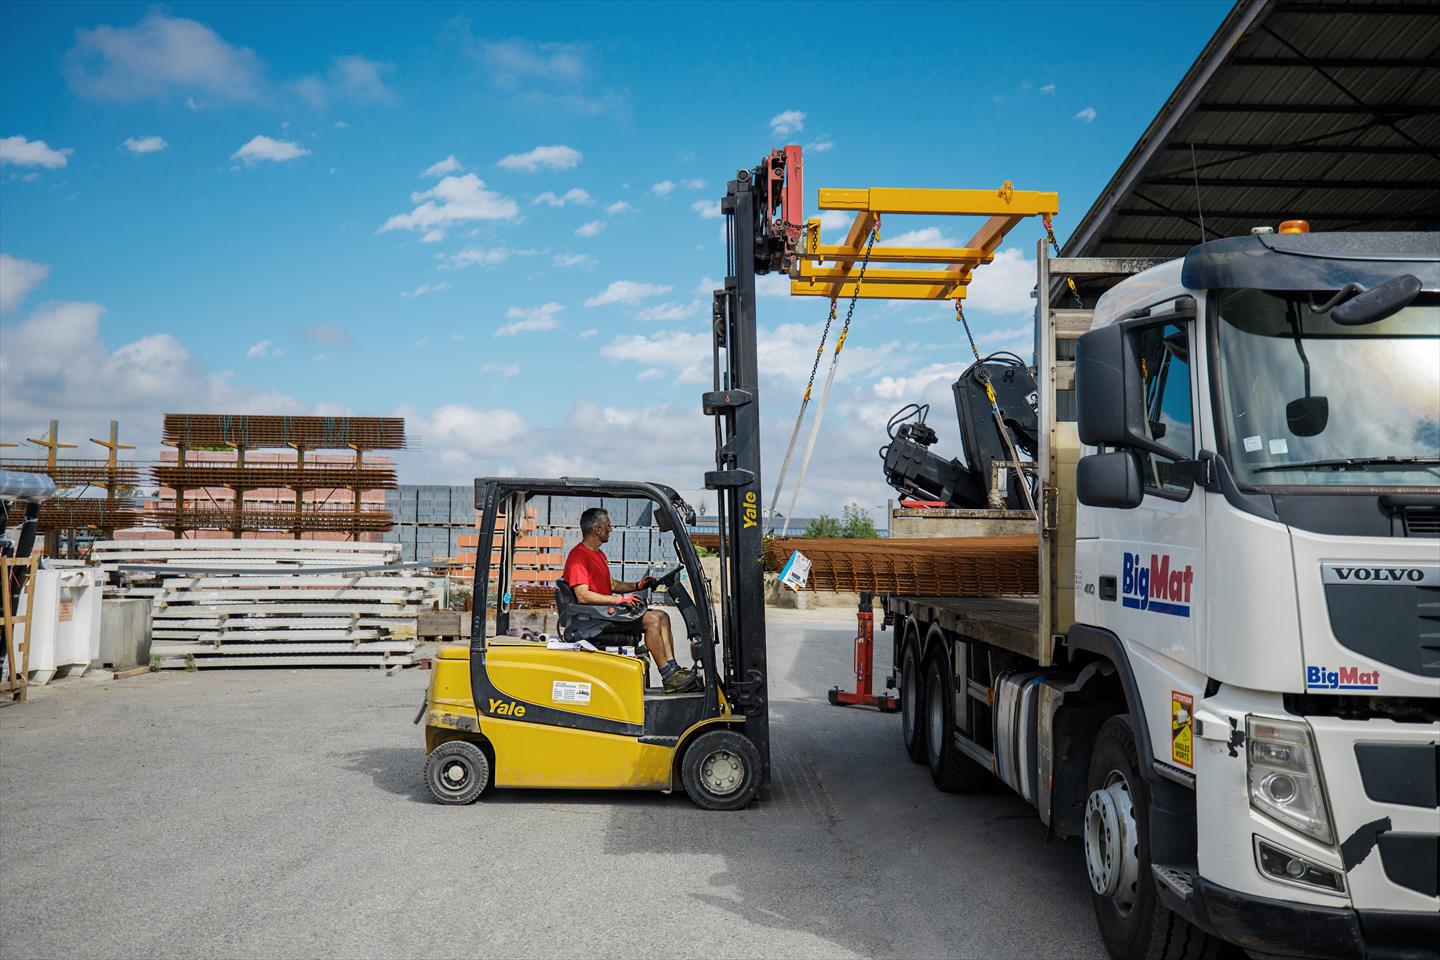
[{"x1": 580, "y1": 507, "x2": 612, "y2": 544}]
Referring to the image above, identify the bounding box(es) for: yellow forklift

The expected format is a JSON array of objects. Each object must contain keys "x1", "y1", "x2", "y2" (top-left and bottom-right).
[{"x1": 416, "y1": 149, "x2": 802, "y2": 809}]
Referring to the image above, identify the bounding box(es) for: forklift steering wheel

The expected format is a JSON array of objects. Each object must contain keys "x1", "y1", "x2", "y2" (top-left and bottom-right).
[{"x1": 654, "y1": 564, "x2": 685, "y2": 587}]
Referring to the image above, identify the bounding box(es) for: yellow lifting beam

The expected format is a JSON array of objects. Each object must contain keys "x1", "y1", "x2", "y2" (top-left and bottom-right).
[{"x1": 790, "y1": 182, "x2": 1058, "y2": 301}]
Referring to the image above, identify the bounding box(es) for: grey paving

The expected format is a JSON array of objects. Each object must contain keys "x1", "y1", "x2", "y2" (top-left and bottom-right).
[{"x1": 1, "y1": 609, "x2": 1105, "y2": 959}]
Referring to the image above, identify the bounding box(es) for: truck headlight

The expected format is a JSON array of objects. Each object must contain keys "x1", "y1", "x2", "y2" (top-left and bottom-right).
[{"x1": 1246, "y1": 716, "x2": 1333, "y2": 845}]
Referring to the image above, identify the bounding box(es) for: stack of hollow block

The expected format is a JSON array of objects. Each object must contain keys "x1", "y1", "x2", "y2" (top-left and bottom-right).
[{"x1": 92, "y1": 539, "x2": 431, "y2": 669}]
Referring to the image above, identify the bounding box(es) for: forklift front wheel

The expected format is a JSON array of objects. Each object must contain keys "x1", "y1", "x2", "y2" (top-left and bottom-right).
[
  {"x1": 425, "y1": 740, "x2": 490, "y2": 805},
  {"x1": 680, "y1": 730, "x2": 761, "y2": 811}
]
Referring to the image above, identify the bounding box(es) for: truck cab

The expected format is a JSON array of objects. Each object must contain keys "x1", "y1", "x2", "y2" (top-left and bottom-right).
[{"x1": 1071, "y1": 230, "x2": 1438, "y2": 956}]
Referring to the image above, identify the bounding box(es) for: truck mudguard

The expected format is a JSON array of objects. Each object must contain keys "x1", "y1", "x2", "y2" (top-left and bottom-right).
[{"x1": 1065, "y1": 623, "x2": 1198, "y2": 868}]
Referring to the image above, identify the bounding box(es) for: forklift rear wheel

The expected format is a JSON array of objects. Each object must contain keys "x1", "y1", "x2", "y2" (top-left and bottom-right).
[
  {"x1": 681, "y1": 730, "x2": 761, "y2": 811},
  {"x1": 425, "y1": 740, "x2": 490, "y2": 805},
  {"x1": 900, "y1": 641, "x2": 926, "y2": 763}
]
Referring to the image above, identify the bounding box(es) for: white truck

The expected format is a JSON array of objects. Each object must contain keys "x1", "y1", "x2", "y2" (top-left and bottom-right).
[{"x1": 885, "y1": 229, "x2": 1438, "y2": 959}]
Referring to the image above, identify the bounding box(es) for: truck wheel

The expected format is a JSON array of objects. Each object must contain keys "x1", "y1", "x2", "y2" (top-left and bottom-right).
[
  {"x1": 1085, "y1": 716, "x2": 1219, "y2": 960},
  {"x1": 924, "y1": 653, "x2": 990, "y2": 792},
  {"x1": 900, "y1": 640, "x2": 926, "y2": 763},
  {"x1": 425, "y1": 740, "x2": 490, "y2": 805},
  {"x1": 681, "y1": 730, "x2": 761, "y2": 811}
]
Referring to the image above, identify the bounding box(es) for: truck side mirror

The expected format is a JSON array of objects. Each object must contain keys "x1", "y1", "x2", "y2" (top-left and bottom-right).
[
  {"x1": 1076, "y1": 451, "x2": 1143, "y2": 509},
  {"x1": 1075, "y1": 298, "x2": 1196, "y2": 460}
]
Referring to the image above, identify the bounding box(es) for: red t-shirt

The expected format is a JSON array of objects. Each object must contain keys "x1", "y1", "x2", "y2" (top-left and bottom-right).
[{"x1": 563, "y1": 543, "x2": 612, "y2": 596}]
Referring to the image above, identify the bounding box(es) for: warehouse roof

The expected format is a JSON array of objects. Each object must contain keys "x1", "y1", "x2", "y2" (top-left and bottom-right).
[{"x1": 1062, "y1": 0, "x2": 1440, "y2": 260}]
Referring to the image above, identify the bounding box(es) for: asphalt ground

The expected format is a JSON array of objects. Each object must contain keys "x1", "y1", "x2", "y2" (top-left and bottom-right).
[{"x1": 0, "y1": 609, "x2": 1105, "y2": 959}]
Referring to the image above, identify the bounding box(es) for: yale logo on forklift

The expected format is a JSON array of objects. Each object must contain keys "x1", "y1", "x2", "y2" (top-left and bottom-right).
[
  {"x1": 1121, "y1": 552, "x2": 1194, "y2": 618},
  {"x1": 487, "y1": 698, "x2": 527, "y2": 717},
  {"x1": 742, "y1": 490, "x2": 758, "y2": 529}
]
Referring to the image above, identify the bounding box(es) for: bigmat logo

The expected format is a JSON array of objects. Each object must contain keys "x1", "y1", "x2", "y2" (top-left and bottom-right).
[
  {"x1": 1122, "y1": 552, "x2": 1195, "y2": 618},
  {"x1": 1306, "y1": 665, "x2": 1381, "y2": 691}
]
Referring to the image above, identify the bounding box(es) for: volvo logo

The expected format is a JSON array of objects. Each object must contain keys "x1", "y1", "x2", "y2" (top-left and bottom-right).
[{"x1": 1321, "y1": 563, "x2": 1437, "y2": 586}]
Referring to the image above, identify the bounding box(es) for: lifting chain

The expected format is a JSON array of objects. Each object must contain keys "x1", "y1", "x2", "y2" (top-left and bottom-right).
[
  {"x1": 1043, "y1": 213, "x2": 1085, "y2": 309},
  {"x1": 833, "y1": 215, "x2": 880, "y2": 359}
]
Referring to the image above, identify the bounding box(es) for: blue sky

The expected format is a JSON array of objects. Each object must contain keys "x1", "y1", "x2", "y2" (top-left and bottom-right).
[{"x1": 0, "y1": 0, "x2": 1230, "y2": 516}]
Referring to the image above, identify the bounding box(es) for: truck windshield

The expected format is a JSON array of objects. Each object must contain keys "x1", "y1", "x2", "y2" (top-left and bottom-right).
[{"x1": 1216, "y1": 288, "x2": 1440, "y2": 488}]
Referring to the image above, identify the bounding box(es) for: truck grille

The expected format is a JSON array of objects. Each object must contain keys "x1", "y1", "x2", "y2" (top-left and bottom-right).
[{"x1": 1324, "y1": 583, "x2": 1440, "y2": 678}]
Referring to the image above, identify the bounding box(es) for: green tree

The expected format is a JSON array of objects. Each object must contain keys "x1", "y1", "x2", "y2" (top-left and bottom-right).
[
  {"x1": 842, "y1": 504, "x2": 879, "y2": 538},
  {"x1": 800, "y1": 506, "x2": 878, "y2": 538},
  {"x1": 802, "y1": 514, "x2": 845, "y2": 538}
]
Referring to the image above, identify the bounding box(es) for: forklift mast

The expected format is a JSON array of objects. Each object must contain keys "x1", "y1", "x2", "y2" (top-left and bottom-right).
[{"x1": 703, "y1": 146, "x2": 802, "y2": 784}]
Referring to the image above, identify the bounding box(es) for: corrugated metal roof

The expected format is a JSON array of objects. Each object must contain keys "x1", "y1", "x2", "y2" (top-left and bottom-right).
[{"x1": 1063, "y1": 0, "x2": 1440, "y2": 261}]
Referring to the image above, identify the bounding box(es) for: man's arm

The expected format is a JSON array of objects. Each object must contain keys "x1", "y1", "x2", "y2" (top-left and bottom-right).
[{"x1": 573, "y1": 582, "x2": 634, "y2": 605}]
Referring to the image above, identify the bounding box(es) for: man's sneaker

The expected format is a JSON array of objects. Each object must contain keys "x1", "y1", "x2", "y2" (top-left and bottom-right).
[{"x1": 662, "y1": 666, "x2": 702, "y2": 693}]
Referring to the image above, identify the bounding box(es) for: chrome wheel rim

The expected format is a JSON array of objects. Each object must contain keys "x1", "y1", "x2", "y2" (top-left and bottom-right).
[
  {"x1": 927, "y1": 673, "x2": 944, "y2": 760},
  {"x1": 902, "y1": 654, "x2": 918, "y2": 739},
  {"x1": 1083, "y1": 770, "x2": 1140, "y2": 914}
]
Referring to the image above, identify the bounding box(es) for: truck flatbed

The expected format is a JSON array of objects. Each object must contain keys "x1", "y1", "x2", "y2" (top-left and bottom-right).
[{"x1": 884, "y1": 595, "x2": 1042, "y2": 661}]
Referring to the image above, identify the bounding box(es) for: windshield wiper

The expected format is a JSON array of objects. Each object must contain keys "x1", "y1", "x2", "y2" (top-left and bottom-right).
[{"x1": 1254, "y1": 456, "x2": 1440, "y2": 474}]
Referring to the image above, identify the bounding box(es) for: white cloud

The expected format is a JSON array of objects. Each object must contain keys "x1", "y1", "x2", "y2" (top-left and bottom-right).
[
  {"x1": 421, "y1": 228, "x2": 445, "y2": 244},
  {"x1": 441, "y1": 246, "x2": 514, "y2": 268},
  {"x1": 185, "y1": 97, "x2": 205, "y2": 111},
  {"x1": 807, "y1": 138, "x2": 835, "y2": 152},
  {"x1": 497, "y1": 302, "x2": 564, "y2": 336},
  {"x1": 601, "y1": 330, "x2": 712, "y2": 383},
  {"x1": 882, "y1": 226, "x2": 959, "y2": 248},
  {"x1": 585, "y1": 280, "x2": 672, "y2": 307},
  {"x1": 231, "y1": 135, "x2": 310, "y2": 165},
  {"x1": 0, "y1": 254, "x2": 50, "y2": 312},
  {"x1": 1073, "y1": 106, "x2": 1096, "y2": 124},
  {"x1": 0, "y1": 135, "x2": 72, "y2": 169},
  {"x1": 755, "y1": 274, "x2": 791, "y2": 297},
  {"x1": 636, "y1": 300, "x2": 701, "y2": 323},
  {"x1": 694, "y1": 276, "x2": 721, "y2": 296},
  {"x1": 962, "y1": 247, "x2": 1036, "y2": 315},
  {"x1": 605, "y1": 200, "x2": 632, "y2": 215},
  {"x1": 574, "y1": 220, "x2": 604, "y2": 238},
  {"x1": 422, "y1": 154, "x2": 461, "y2": 177},
  {"x1": 649, "y1": 180, "x2": 675, "y2": 198},
  {"x1": 1040, "y1": 83, "x2": 1055, "y2": 94},
  {"x1": 290, "y1": 54, "x2": 395, "y2": 109},
  {"x1": 303, "y1": 323, "x2": 350, "y2": 347},
  {"x1": 691, "y1": 199, "x2": 721, "y2": 220},
  {"x1": 334, "y1": 120, "x2": 349, "y2": 129},
  {"x1": 122, "y1": 135, "x2": 168, "y2": 155},
  {"x1": 0, "y1": 300, "x2": 304, "y2": 464},
  {"x1": 636, "y1": 368, "x2": 665, "y2": 381},
  {"x1": 401, "y1": 282, "x2": 451, "y2": 299},
  {"x1": 579, "y1": 328, "x2": 599, "y2": 339},
  {"x1": 62, "y1": 10, "x2": 265, "y2": 103},
  {"x1": 682, "y1": 178, "x2": 705, "y2": 190},
  {"x1": 481, "y1": 361, "x2": 521, "y2": 378},
  {"x1": 409, "y1": 403, "x2": 531, "y2": 460},
  {"x1": 816, "y1": 210, "x2": 853, "y2": 233},
  {"x1": 380, "y1": 173, "x2": 519, "y2": 239},
  {"x1": 554, "y1": 252, "x2": 595, "y2": 268},
  {"x1": 534, "y1": 187, "x2": 592, "y2": 207},
  {"x1": 245, "y1": 339, "x2": 282, "y2": 358},
  {"x1": 769, "y1": 109, "x2": 805, "y2": 136},
  {"x1": 496, "y1": 144, "x2": 582, "y2": 172}
]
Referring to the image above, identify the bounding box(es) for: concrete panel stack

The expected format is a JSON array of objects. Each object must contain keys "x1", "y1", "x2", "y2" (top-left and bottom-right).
[{"x1": 92, "y1": 539, "x2": 427, "y2": 669}]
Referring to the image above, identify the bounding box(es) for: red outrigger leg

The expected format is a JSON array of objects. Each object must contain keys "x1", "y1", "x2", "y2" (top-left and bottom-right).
[{"x1": 829, "y1": 592, "x2": 899, "y2": 712}]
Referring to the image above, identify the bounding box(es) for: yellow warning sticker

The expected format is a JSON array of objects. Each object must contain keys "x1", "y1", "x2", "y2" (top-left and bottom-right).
[{"x1": 1171, "y1": 691, "x2": 1194, "y2": 768}]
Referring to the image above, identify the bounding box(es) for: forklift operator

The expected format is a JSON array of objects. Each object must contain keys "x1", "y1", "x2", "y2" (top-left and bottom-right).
[{"x1": 564, "y1": 508, "x2": 701, "y2": 694}]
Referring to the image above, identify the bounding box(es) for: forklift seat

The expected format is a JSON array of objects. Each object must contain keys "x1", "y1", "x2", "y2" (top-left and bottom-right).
[{"x1": 554, "y1": 578, "x2": 644, "y2": 645}]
